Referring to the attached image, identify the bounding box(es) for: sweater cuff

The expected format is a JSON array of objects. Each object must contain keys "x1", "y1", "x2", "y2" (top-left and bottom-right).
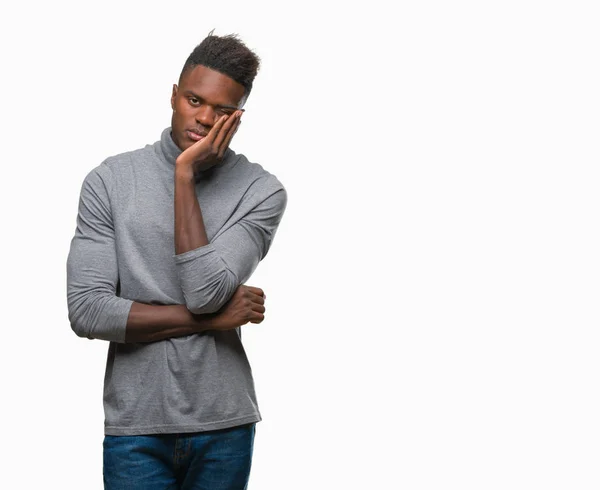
[
  {"x1": 173, "y1": 243, "x2": 217, "y2": 264},
  {"x1": 173, "y1": 244, "x2": 235, "y2": 314},
  {"x1": 106, "y1": 298, "x2": 134, "y2": 343}
]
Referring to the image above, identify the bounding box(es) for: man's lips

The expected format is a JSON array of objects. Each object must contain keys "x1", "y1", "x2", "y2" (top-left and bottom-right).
[{"x1": 186, "y1": 129, "x2": 208, "y2": 141}]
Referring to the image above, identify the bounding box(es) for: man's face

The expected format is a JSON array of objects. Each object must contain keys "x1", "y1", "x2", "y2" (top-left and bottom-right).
[{"x1": 170, "y1": 64, "x2": 246, "y2": 152}]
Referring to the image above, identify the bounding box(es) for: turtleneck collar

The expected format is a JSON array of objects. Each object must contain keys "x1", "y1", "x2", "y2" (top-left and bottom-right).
[
  {"x1": 157, "y1": 127, "x2": 182, "y2": 165},
  {"x1": 155, "y1": 127, "x2": 237, "y2": 176}
]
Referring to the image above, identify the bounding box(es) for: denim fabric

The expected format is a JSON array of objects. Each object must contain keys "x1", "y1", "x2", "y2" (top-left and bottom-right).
[{"x1": 103, "y1": 423, "x2": 256, "y2": 489}]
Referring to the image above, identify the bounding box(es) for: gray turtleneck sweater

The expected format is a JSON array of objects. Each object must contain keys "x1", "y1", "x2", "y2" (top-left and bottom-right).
[{"x1": 67, "y1": 128, "x2": 287, "y2": 436}]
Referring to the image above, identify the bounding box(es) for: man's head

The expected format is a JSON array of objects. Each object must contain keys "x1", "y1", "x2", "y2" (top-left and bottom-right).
[{"x1": 170, "y1": 32, "x2": 261, "y2": 152}]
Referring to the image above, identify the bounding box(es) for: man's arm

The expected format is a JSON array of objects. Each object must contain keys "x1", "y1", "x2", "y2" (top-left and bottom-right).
[
  {"x1": 173, "y1": 113, "x2": 287, "y2": 315},
  {"x1": 174, "y1": 162, "x2": 209, "y2": 253},
  {"x1": 174, "y1": 112, "x2": 240, "y2": 255},
  {"x1": 125, "y1": 285, "x2": 266, "y2": 343},
  {"x1": 67, "y1": 166, "x2": 133, "y2": 342},
  {"x1": 174, "y1": 188, "x2": 286, "y2": 315},
  {"x1": 124, "y1": 303, "x2": 207, "y2": 343}
]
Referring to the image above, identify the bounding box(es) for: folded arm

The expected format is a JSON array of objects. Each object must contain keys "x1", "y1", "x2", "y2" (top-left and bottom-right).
[
  {"x1": 67, "y1": 166, "x2": 265, "y2": 343},
  {"x1": 174, "y1": 164, "x2": 287, "y2": 315}
]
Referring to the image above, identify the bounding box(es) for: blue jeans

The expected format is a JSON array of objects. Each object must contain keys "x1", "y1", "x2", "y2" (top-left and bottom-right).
[{"x1": 103, "y1": 423, "x2": 256, "y2": 489}]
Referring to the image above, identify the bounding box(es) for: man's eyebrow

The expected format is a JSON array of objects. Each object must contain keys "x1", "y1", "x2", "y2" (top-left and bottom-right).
[
  {"x1": 217, "y1": 104, "x2": 241, "y2": 111},
  {"x1": 184, "y1": 91, "x2": 241, "y2": 111}
]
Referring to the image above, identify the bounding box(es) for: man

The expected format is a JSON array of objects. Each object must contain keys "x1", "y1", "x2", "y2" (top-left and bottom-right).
[{"x1": 67, "y1": 32, "x2": 287, "y2": 489}]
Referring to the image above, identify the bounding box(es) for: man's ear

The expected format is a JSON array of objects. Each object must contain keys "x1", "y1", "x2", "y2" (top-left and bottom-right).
[{"x1": 171, "y1": 84, "x2": 178, "y2": 110}]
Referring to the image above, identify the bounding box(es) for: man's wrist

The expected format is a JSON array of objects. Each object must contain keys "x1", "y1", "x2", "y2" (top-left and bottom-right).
[
  {"x1": 175, "y1": 161, "x2": 195, "y2": 181},
  {"x1": 189, "y1": 310, "x2": 220, "y2": 333}
]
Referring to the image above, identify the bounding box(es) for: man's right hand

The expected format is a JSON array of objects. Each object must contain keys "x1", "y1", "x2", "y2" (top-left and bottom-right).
[{"x1": 204, "y1": 285, "x2": 266, "y2": 331}]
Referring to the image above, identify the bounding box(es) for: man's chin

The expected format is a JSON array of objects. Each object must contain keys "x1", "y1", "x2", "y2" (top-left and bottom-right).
[{"x1": 170, "y1": 131, "x2": 190, "y2": 152}]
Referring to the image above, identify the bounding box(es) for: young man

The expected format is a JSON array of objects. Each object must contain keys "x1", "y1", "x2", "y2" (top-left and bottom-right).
[{"x1": 67, "y1": 33, "x2": 287, "y2": 489}]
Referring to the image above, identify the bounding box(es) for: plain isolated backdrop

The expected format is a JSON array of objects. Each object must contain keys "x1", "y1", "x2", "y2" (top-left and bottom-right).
[{"x1": 1, "y1": 1, "x2": 599, "y2": 489}]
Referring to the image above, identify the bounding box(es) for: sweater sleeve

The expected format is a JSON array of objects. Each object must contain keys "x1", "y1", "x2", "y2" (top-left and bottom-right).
[
  {"x1": 66, "y1": 166, "x2": 133, "y2": 342},
  {"x1": 174, "y1": 186, "x2": 287, "y2": 314}
]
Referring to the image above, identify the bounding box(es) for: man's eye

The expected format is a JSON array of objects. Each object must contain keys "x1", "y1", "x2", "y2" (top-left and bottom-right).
[{"x1": 189, "y1": 98, "x2": 199, "y2": 105}]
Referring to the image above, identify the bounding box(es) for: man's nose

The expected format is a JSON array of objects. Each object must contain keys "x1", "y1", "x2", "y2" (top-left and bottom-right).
[{"x1": 195, "y1": 104, "x2": 216, "y2": 127}]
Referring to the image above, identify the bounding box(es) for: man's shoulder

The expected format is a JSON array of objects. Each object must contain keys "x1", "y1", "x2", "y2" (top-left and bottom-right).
[
  {"x1": 228, "y1": 151, "x2": 285, "y2": 195},
  {"x1": 224, "y1": 153, "x2": 287, "y2": 220},
  {"x1": 101, "y1": 143, "x2": 156, "y2": 173},
  {"x1": 82, "y1": 143, "x2": 157, "y2": 195}
]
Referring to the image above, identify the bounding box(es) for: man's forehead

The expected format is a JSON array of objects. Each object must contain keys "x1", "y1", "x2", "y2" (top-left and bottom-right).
[{"x1": 180, "y1": 65, "x2": 245, "y2": 97}]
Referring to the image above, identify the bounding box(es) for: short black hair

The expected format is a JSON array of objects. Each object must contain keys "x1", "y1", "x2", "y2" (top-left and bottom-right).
[{"x1": 180, "y1": 31, "x2": 261, "y2": 98}]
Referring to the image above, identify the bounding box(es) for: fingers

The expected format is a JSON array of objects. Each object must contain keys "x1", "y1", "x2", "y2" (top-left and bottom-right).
[
  {"x1": 240, "y1": 284, "x2": 266, "y2": 323},
  {"x1": 181, "y1": 111, "x2": 241, "y2": 166},
  {"x1": 248, "y1": 293, "x2": 265, "y2": 322},
  {"x1": 218, "y1": 114, "x2": 242, "y2": 158},
  {"x1": 249, "y1": 311, "x2": 265, "y2": 324},
  {"x1": 251, "y1": 302, "x2": 266, "y2": 314},
  {"x1": 245, "y1": 290, "x2": 264, "y2": 306},
  {"x1": 204, "y1": 114, "x2": 230, "y2": 145},
  {"x1": 245, "y1": 286, "x2": 264, "y2": 297},
  {"x1": 215, "y1": 111, "x2": 242, "y2": 158}
]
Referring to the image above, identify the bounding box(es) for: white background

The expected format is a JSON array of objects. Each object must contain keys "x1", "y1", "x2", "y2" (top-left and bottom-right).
[{"x1": 1, "y1": 1, "x2": 599, "y2": 488}]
